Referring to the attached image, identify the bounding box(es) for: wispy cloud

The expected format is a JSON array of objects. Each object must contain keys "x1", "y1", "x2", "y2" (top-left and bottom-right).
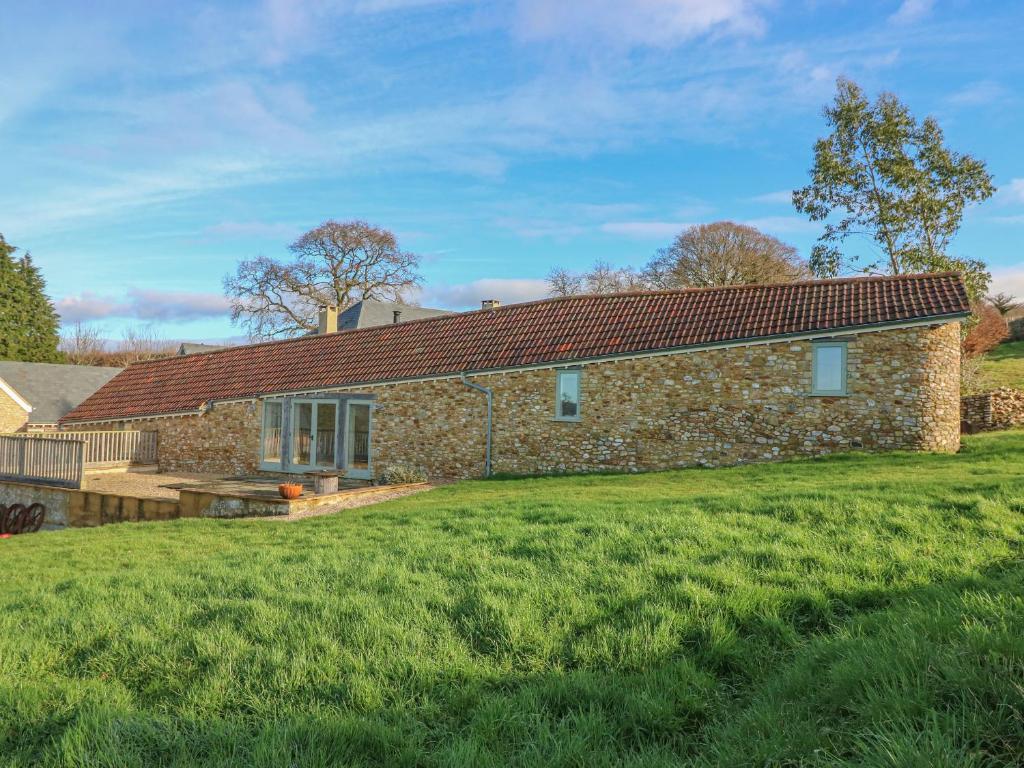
[
  {"x1": 56, "y1": 289, "x2": 231, "y2": 323},
  {"x1": 513, "y1": 0, "x2": 770, "y2": 47},
  {"x1": 998, "y1": 178, "x2": 1024, "y2": 205},
  {"x1": 947, "y1": 80, "x2": 1007, "y2": 107},
  {"x1": 991, "y1": 267, "x2": 1024, "y2": 298},
  {"x1": 749, "y1": 189, "x2": 795, "y2": 204},
  {"x1": 889, "y1": 0, "x2": 934, "y2": 26},
  {"x1": 600, "y1": 221, "x2": 691, "y2": 239},
  {"x1": 203, "y1": 220, "x2": 298, "y2": 240},
  {"x1": 418, "y1": 278, "x2": 550, "y2": 309},
  {"x1": 741, "y1": 216, "x2": 817, "y2": 234}
]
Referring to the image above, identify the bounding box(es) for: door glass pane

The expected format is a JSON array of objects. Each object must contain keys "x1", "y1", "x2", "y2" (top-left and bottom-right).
[
  {"x1": 316, "y1": 403, "x2": 337, "y2": 467},
  {"x1": 262, "y1": 402, "x2": 282, "y2": 463},
  {"x1": 348, "y1": 404, "x2": 370, "y2": 471},
  {"x1": 292, "y1": 402, "x2": 313, "y2": 465}
]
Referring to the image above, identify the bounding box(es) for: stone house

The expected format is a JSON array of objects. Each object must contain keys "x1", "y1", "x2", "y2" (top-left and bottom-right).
[
  {"x1": 0, "y1": 362, "x2": 122, "y2": 433},
  {"x1": 61, "y1": 273, "x2": 970, "y2": 480}
]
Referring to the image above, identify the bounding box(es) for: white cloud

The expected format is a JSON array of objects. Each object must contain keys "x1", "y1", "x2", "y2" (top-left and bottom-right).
[
  {"x1": 990, "y1": 268, "x2": 1024, "y2": 299},
  {"x1": 600, "y1": 221, "x2": 691, "y2": 238},
  {"x1": 741, "y1": 216, "x2": 818, "y2": 234},
  {"x1": 418, "y1": 278, "x2": 550, "y2": 309},
  {"x1": 514, "y1": 0, "x2": 770, "y2": 47},
  {"x1": 56, "y1": 288, "x2": 232, "y2": 323},
  {"x1": 999, "y1": 179, "x2": 1024, "y2": 205},
  {"x1": 947, "y1": 80, "x2": 1007, "y2": 107},
  {"x1": 750, "y1": 189, "x2": 795, "y2": 205},
  {"x1": 889, "y1": 0, "x2": 934, "y2": 26},
  {"x1": 203, "y1": 220, "x2": 298, "y2": 239}
]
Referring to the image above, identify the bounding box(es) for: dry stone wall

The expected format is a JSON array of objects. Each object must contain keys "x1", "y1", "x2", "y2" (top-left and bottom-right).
[
  {"x1": 961, "y1": 387, "x2": 1024, "y2": 433},
  {"x1": 74, "y1": 322, "x2": 962, "y2": 480}
]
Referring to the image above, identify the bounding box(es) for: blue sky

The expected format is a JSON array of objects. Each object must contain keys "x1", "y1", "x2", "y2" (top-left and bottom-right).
[{"x1": 2, "y1": 0, "x2": 1023, "y2": 342}]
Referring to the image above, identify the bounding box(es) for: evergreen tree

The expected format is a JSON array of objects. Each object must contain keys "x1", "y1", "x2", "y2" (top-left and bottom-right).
[{"x1": 0, "y1": 234, "x2": 63, "y2": 362}]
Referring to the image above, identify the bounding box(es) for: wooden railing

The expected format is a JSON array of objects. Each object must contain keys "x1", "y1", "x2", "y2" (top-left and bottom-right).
[
  {"x1": 44, "y1": 430, "x2": 158, "y2": 466},
  {"x1": 0, "y1": 435, "x2": 85, "y2": 488}
]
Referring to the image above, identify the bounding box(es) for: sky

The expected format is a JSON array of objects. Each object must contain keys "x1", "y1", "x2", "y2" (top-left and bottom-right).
[{"x1": 2, "y1": 0, "x2": 1023, "y2": 343}]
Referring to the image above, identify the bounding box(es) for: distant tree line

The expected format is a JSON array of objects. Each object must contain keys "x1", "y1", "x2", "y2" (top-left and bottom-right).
[{"x1": 547, "y1": 222, "x2": 809, "y2": 297}]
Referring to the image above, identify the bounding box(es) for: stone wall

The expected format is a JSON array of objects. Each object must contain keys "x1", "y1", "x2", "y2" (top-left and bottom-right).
[
  {"x1": 961, "y1": 387, "x2": 1024, "y2": 433},
  {"x1": 0, "y1": 480, "x2": 179, "y2": 529},
  {"x1": 0, "y1": 389, "x2": 28, "y2": 433},
  {"x1": 366, "y1": 321, "x2": 961, "y2": 477},
  {"x1": 71, "y1": 321, "x2": 963, "y2": 480},
  {"x1": 86, "y1": 401, "x2": 263, "y2": 475}
]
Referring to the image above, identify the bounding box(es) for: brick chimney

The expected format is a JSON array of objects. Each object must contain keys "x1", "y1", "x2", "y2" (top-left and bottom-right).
[
  {"x1": 481, "y1": 299, "x2": 500, "y2": 310},
  {"x1": 317, "y1": 305, "x2": 338, "y2": 334}
]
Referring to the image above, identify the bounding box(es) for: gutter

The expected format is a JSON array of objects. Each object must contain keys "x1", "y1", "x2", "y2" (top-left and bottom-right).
[{"x1": 460, "y1": 373, "x2": 492, "y2": 478}]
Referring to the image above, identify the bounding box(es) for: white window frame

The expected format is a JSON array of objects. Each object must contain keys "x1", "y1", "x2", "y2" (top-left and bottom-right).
[
  {"x1": 289, "y1": 398, "x2": 340, "y2": 471},
  {"x1": 811, "y1": 341, "x2": 848, "y2": 396},
  {"x1": 554, "y1": 369, "x2": 582, "y2": 422}
]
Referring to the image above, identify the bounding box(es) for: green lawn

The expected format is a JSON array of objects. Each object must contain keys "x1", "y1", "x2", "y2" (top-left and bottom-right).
[
  {"x1": 980, "y1": 340, "x2": 1024, "y2": 390},
  {"x1": 3, "y1": 433, "x2": 1024, "y2": 767}
]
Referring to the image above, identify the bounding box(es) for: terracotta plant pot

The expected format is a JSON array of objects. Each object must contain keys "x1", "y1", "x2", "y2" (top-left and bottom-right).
[{"x1": 278, "y1": 483, "x2": 303, "y2": 500}]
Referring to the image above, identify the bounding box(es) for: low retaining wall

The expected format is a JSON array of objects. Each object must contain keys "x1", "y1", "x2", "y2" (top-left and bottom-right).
[
  {"x1": 961, "y1": 387, "x2": 1024, "y2": 433},
  {"x1": 0, "y1": 479, "x2": 423, "y2": 529},
  {"x1": 0, "y1": 480, "x2": 178, "y2": 529},
  {"x1": 178, "y1": 488, "x2": 341, "y2": 519}
]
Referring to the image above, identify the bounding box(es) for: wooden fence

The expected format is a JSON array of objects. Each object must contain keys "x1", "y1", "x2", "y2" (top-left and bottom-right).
[
  {"x1": 0, "y1": 435, "x2": 85, "y2": 488},
  {"x1": 0, "y1": 431, "x2": 158, "y2": 489},
  {"x1": 39, "y1": 430, "x2": 158, "y2": 466}
]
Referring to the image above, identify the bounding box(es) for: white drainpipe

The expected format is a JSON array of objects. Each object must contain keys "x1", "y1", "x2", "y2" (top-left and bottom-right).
[{"x1": 460, "y1": 373, "x2": 492, "y2": 477}]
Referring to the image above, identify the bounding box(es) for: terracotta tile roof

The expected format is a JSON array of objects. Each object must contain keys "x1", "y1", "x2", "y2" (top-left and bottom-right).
[{"x1": 62, "y1": 272, "x2": 969, "y2": 423}]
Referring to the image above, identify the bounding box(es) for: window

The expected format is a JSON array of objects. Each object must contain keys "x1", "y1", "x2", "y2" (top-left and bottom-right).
[
  {"x1": 555, "y1": 369, "x2": 581, "y2": 420},
  {"x1": 261, "y1": 401, "x2": 283, "y2": 466},
  {"x1": 811, "y1": 341, "x2": 848, "y2": 395}
]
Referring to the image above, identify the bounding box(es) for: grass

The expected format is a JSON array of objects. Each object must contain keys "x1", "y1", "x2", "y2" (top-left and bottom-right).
[
  {"x1": 2, "y1": 432, "x2": 1024, "y2": 767},
  {"x1": 979, "y1": 340, "x2": 1024, "y2": 390}
]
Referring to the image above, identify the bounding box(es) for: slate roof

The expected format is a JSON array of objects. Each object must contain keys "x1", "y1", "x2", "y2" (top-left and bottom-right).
[
  {"x1": 62, "y1": 273, "x2": 970, "y2": 424},
  {"x1": 0, "y1": 362, "x2": 123, "y2": 424},
  {"x1": 338, "y1": 299, "x2": 451, "y2": 330}
]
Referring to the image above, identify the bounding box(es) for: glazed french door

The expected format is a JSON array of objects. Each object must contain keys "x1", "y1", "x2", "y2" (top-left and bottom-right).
[
  {"x1": 345, "y1": 401, "x2": 372, "y2": 479},
  {"x1": 290, "y1": 400, "x2": 338, "y2": 471}
]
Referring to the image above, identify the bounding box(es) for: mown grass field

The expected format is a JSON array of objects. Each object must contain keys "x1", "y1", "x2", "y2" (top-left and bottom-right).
[
  {"x1": 980, "y1": 340, "x2": 1024, "y2": 389},
  {"x1": 3, "y1": 432, "x2": 1024, "y2": 767}
]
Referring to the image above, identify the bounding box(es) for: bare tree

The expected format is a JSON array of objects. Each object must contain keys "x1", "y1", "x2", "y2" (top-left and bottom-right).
[
  {"x1": 224, "y1": 220, "x2": 422, "y2": 339},
  {"x1": 547, "y1": 260, "x2": 647, "y2": 297},
  {"x1": 113, "y1": 326, "x2": 177, "y2": 366},
  {"x1": 60, "y1": 322, "x2": 107, "y2": 366},
  {"x1": 645, "y1": 222, "x2": 809, "y2": 289}
]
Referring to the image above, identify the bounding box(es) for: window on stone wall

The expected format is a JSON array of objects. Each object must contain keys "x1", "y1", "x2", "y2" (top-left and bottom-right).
[
  {"x1": 555, "y1": 369, "x2": 581, "y2": 421},
  {"x1": 811, "y1": 341, "x2": 848, "y2": 396}
]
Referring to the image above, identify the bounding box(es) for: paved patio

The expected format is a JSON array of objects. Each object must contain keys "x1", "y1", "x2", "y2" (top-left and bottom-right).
[{"x1": 81, "y1": 471, "x2": 369, "y2": 501}]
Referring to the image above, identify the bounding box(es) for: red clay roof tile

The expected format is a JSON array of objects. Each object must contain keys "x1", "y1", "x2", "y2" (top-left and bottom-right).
[{"x1": 62, "y1": 272, "x2": 969, "y2": 423}]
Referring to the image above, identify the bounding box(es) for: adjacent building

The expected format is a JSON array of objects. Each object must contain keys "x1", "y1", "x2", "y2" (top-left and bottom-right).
[{"x1": 0, "y1": 362, "x2": 122, "y2": 433}]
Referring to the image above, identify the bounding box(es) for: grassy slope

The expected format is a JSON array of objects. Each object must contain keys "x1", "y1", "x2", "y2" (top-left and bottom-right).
[
  {"x1": 2, "y1": 433, "x2": 1024, "y2": 767},
  {"x1": 980, "y1": 341, "x2": 1024, "y2": 389}
]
